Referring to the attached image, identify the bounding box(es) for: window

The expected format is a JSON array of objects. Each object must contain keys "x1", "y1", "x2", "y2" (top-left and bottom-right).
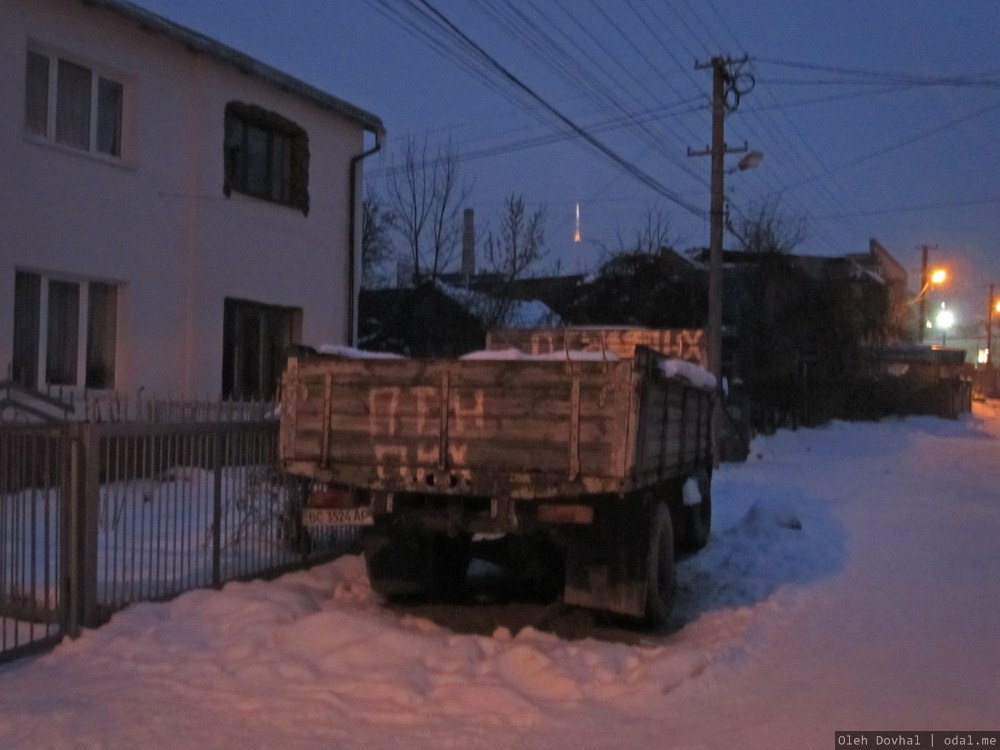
[
  {"x1": 24, "y1": 48, "x2": 124, "y2": 158},
  {"x1": 224, "y1": 102, "x2": 309, "y2": 214},
  {"x1": 222, "y1": 298, "x2": 301, "y2": 401},
  {"x1": 45, "y1": 279, "x2": 80, "y2": 386},
  {"x1": 12, "y1": 271, "x2": 119, "y2": 390}
]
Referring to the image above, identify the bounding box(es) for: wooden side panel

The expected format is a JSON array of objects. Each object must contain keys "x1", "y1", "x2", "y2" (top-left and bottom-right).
[
  {"x1": 631, "y1": 362, "x2": 714, "y2": 481},
  {"x1": 280, "y1": 345, "x2": 713, "y2": 496},
  {"x1": 278, "y1": 357, "x2": 299, "y2": 462},
  {"x1": 280, "y1": 355, "x2": 635, "y2": 494}
]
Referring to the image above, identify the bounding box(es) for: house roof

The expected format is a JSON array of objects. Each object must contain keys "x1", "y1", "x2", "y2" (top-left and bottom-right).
[{"x1": 82, "y1": 0, "x2": 385, "y2": 135}]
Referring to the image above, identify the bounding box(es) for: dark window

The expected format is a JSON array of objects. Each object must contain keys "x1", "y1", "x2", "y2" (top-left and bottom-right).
[
  {"x1": 223, "y1": 102, "x2": 309, "y2": 214},
  {"x1": 24, "y1": 51, "x2": 49, "y2": 137},
  {"x1": 55, "y1": 59, "x2": 91, "y2": 150},
  {"x1": 96, "y1": 77, "x2": 123, "y2": 156},
  {"x1": 11, "y1": 271, "x2": 119, "y2": 390},
  {"x1": 222, "y1": 298, "x2": 301, "y2": 401},
  {"x1": 24, "y1": 49, "x2": 124, "y2": 158},
  {"x1": 46, "y1": 279, "x2": 80, "y2": 386},
  {"x1": 12, "y1": 271, "x2": 41, "y2": 388},
  {"x1": 86, "y1": 282, "x2": 118, "y2": 389}
]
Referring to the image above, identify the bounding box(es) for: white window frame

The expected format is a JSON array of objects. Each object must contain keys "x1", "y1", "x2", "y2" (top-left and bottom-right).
[
  {"x1": 14, "y1": 269, "x2": 122, "y2": 392},
  {"x1": 24, "y1": 41, "x2": 134, "y2": 165}
]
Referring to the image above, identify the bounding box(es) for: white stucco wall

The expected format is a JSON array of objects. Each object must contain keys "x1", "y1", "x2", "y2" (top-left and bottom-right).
[{"x1": 1, "y1": 0, "x2": 371, "y2": 399}]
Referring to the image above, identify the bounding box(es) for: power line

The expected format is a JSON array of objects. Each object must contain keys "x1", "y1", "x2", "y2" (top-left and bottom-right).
[
  {"x1": 755, "y1": 57, "x2": 1000, "y2": 88},
  {"x1": 669, "y1": 5, "x2": 862, "y2": 254},
  {"x1": 370, "y1": 96, "x2": 708, "y2": 176},
  {"x1": 771, "y1": 99, "x2": 1000, "y2": 194},
  {"x1": 814, "y1": 194, "x2": 1000, "y2": 220},
  {"x1": 391, "y1": 0, "x2": 707, "y2": 218}
]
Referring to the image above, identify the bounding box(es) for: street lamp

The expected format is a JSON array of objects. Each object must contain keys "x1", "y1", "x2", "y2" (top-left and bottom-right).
[
  {"x1": 935, "y1": 306, "x2": 954, "y2": 345},
  {"x1": 917, "y1": 244, "x2": 948, "y2": 343},
  {"x1": 727, "y1": 150, "x2": 764, "y2": 174}
]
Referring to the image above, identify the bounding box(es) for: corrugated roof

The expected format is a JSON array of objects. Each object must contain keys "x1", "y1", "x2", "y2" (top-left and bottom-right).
[{"x1": 82, "y1": 0, "x2": 384, "y2": 135}]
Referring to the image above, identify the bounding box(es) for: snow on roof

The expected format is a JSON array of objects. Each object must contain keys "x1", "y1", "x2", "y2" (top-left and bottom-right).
[
  {"x1": 460, "y1": 348, "x2": 621, "y2": 362},
  {"x1": 508, "y1": 298, "x2": 561, "y2": 329},
  {"x1": 316, "y1": 345, "x2": 405, "y2": 359},
  {"x1": 436, "y1": 281, "x2": 562, "y2": 329},
  {"x1": 660, "y1": 359, "x2": 717, "y2": 390}
]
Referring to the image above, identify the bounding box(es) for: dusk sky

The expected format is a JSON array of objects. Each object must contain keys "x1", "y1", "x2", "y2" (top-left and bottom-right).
[{"x1": 131, "y1": 0, "x2": 1000, "y2": 331}]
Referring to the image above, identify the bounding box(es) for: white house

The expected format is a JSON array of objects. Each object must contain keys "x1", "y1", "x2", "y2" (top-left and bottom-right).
[{"x1": 1, "y1": 0, "x2": 384, "y2": 412}]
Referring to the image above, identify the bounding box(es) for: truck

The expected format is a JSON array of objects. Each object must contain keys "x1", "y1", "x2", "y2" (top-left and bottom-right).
[{"x1": 278, "y1": 327, "x2": 714, "y2": 626}]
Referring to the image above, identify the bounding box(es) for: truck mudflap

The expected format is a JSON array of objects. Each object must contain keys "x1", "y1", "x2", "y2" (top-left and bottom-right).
[{"x1": 561, "y1": 496, "x2": 656, "y2": 619}]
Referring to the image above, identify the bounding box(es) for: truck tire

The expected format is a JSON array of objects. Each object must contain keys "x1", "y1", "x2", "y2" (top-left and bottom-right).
[
  {"x1": 428, "y1": 533, "x2": 472, "y2": 601},
  {"x1": 363, "y1": 527, "x2": 431, "y2": 599},
  {"x1": 363, "y1": 528, "x2": 470, "y2": 601},
  {"x1": 644, "y1": 504, "x2": 676, "y2": 627},
  {"x1": 678, "y1": 469, "x2": 712, "y2": 554},
  {"x1": 504, "y1": 533, "x2": 565, "y2": 600}
]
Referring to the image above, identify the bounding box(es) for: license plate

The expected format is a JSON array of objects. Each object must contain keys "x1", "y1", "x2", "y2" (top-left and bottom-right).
[{"x1": 302, "y1": 507, "x2": 374, "y2": 527}]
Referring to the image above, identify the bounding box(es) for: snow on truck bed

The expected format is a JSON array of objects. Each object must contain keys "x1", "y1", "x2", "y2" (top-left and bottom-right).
[{"x1": 316, "y1": 344, "x2": 717, "y2": 391}]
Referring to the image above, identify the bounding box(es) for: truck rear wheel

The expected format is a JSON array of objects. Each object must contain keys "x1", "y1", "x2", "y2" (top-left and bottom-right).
[
  {"x1": 363, "y1": 527, "x2": 429, "y2": 599},
  {"x1": 644, "y1": 504, "x2": 676, "y2": 627},
  {"x1": 363, "y1": 528, "x2": 470, "y2": 601},
  {"x1": 504, "y1": 533, "x2": 565, "y2": 600}
]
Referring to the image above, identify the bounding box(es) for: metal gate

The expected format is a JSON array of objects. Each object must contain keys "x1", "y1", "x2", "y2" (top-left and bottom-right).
[{"x1": 0, "y1": 424, "x2": 68, "y2": 663}]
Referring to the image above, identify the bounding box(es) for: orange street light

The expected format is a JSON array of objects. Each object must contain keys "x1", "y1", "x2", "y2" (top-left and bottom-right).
[
  {"x1": 917, "y1": 244, "x2": 949, "y2": 342},
  {"x1": 990, "y1": 285, "x2": 1000, "y2": 367}
]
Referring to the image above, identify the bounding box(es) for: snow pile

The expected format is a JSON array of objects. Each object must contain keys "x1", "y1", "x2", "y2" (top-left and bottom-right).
[
  {"x1": 3, "y1": 404, "x2": 1000, "y2": 748},
  {"x1": 0, "y1": 555, "x2": 715, "y2": 748}
]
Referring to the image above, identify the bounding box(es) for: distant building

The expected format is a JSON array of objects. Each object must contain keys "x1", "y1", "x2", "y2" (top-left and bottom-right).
[{"x1": 1, "y1": 0, "x2": 383, "y2": 413}]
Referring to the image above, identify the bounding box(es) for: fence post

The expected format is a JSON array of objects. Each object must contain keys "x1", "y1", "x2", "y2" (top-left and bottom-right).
[
  {"x1": 81, "y1": 424, "x2": 100, "y2": 628},
  {"x1": 64, "y1": 425, "x2": 80, "y2": 638},
  {"x1": 66, "y1": 423, "x2": 100, "y2": 633},
  {"x1": 212, "y1": 429, "x2": 223, "y2": 587}
]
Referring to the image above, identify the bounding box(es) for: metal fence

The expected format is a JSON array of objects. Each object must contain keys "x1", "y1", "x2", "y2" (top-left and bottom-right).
[{"x1": 1, "y1": 419, "x2": 356, "y2": 665}]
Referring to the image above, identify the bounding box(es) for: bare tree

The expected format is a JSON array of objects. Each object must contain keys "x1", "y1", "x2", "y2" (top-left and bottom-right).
[
  {"x1": 361, "y1": 185, "x2": 395, "y2": 289},
  {"x1": 727, "y1": 197, "x2": 807, "y2": 255},
  {"x1": 385, "y1": 135, "x2": 468, "y2": 283},
  {"x1": 478, "y1": 192, "x2": 548, "y2": 328},
  {"x1": 607, "y1": 204, "x2": 677, "y2": 256},
  {"x1": 426, "y1": 144, "x2": 466, "y2": 279}
]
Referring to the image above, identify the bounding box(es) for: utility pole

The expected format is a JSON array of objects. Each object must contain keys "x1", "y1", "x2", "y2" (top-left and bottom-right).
[
  {"x1": 689, "y1": 55, "x2": 753, "y2": 463},
  {"x1": 688, "y1": 55, "x2": 752, "y2": 384},
  {"x1": 919, "y1": 245, "x2": 929, "y2": 343},
  {"x1": 988, "y1": 283, "x2": 995, "y2": 366}
]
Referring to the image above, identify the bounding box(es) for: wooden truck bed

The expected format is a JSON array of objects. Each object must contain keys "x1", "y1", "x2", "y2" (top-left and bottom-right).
[{"x1": 279, "y1": 345, "x2": 713, "y2": 500}]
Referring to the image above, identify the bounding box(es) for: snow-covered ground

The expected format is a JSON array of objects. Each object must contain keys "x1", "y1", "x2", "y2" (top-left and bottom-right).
[{"x1": 2, "y1": 403, "x2": 999, "y2": 749}]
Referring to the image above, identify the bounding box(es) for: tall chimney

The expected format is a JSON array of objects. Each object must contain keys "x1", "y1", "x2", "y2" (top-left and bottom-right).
[{"x1": 462, "y1": 208, "x2": 476, "y2": 277}]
